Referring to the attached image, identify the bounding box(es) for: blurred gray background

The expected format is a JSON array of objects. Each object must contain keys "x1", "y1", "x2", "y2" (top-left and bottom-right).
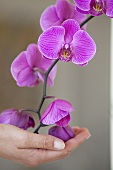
[{"x1": 0, "y1": 0, "x2": 110, "y2": 170}]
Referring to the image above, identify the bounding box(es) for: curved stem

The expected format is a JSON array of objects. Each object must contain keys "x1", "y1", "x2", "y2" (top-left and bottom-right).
[
  {"x1": 43, "y1": 59, "x2": 59, "y2": 96},
  {"x1": 35, "y1": 59, "x2": 59, "y2": 120},
  {"x1": 34, "y1": 124, "x2": 42, "y2": 134},
  {"x1": 80, "y1": 15, "x2": 94, "y2": 28}
]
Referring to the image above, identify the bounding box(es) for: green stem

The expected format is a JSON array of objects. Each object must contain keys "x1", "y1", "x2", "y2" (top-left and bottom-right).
[{"x1": 80, "y1": 15, "x2": 94, "y2": 28}]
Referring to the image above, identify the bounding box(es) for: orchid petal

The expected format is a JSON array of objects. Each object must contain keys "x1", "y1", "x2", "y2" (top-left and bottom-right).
[
  {"x1": 0, "y1": 113, "x2": 11, "y2": 124},
  {"x1": 17, "y1": 67, "x2": 39, "y2": 87},
  {"x1": 10, "y1": 111, "x2": 21, "y2": 126},
  {"x1": 62, "y1": 19, "x2": 80, "y2": 43},
  {"x1": 71, "y1": 30, "x2": 96, "y2": 65},
  {"x1": 0, "y1": 109, "x2": 35, "y2": 130},
  {"x1": 55, "y1": 99, "x2": 74, "y2": 112},
  {"x1": 38, "y1": 26, "x2": 65, "y2": 59},
  {"x1": 40, "y1": 99, "x2": 74, "y2": 125},
  {"x1": 14, "y1": 111, "x2": 35, "y2": 129},
  {"x1": 40, "y1": 102, "x2": 53, "y2": 121},
  {"x1": 49, "y1": 125, "x2": 74, "y2": 142},
  {"x1": 72, "y1": 6, "x2": 87, "y2": 29},
  {"x1": 41, "y1": 108, "x2": 69, "y2": 125},
  {"x1": 74, "y1": 0, "x2": 91, "y2": 11},
  {"x1": 76, "y1": 6, "x2": 90, "y2": 14},
  {"x1": 56, "y1": 0, "x2": 74, "y2": 20},
  {"x1": 56, "y1": 114, "x2": 71, "y2": 126},
  {"x1": 17, "y1": 113, "x2": 29, "y2": 129},
  {"x1": 106, "y1": 0, "x2": 113, "y2": 17},
  {"x1": 11, "y1": 52, "x2": 28, "y2": 80},
  {"x1": 26, "y1": 44, "x2": 42, "y2": 68},
  {"x1": 40, "y1": 5, "x2": 61, "y2": 31}
]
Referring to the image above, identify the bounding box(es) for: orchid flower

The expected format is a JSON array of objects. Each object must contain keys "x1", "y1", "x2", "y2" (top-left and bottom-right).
[
  {"x1": 0, "y1": 108, "x2": 35, "y2": 130},
  {"x1": 40, "y1": 0, "x2": 86, "y2": 31},
  {"x1": 11, "y1": 44, "x2": 57, "y2": 87},
  {"x1": 74, "y1": 0, "x2": 113, "y2": 17},
  {"x1": 49, "y1": 125, "x2": 75, "y2": 142},
  {"x1": 40, "y1": 99, "x2": 74, "y2": 127},
  {"x1": 38, "y1": 19, "x2": 96, "y2": 66}
]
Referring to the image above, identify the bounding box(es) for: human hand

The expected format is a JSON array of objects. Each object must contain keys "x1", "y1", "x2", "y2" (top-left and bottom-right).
[{"x1": 0, "y1": 124, "x2": 91, "y2": 167}]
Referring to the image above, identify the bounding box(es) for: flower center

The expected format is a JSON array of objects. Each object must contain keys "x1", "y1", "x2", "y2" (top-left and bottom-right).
[
  {"x1": 93, "y1": 0, "x2": 103, "y2": 12},
  {"x1": 59, "y1": 44, "x2": 72, "y2": 62}
]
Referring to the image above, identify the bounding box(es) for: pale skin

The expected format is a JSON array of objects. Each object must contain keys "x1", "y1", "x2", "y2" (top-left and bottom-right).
[{"x1": 0, "y1": 124, "x2": 91, "y2": 167}]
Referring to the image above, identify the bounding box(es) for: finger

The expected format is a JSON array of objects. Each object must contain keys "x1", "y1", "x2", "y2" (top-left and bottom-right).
[
  {"x1": 65, "y1": 128, "x2": 91, "y2": 153},
  {"x1": 18, "y1": 132, "x2": 65, "y2": 151}
]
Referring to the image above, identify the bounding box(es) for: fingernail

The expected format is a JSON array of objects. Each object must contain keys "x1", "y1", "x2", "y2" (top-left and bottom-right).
[
  {"x1": 86, "y1": 134, "x2": 91, "y2": 140},
  {"x1": 54, "y1": 140, "x2": 65, "y2": 150},
  {"x1": 76, "y1": 133, "x2": 91, "y2": 143}
]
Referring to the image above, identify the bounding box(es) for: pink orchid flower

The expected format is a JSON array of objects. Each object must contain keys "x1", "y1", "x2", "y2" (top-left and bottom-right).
[
  {"x1": 11, "y1": 44, "x2": 57, "y2": 87},
  {"x1": 38, "y1": 19, "x2": 96, "y2": 66},
  {"x1": 0, "y1": 108, "x2": 35, "y2": 130},
  {"x1": 49, "y1": 125, "x2": 75, "y2": 142},
  {"x1": 74, "y1": 0, "x2": 113, "y2": 17},
  {"x1": 40, "y1": 99, "x2": 74, "y2": 127},
  {"x1": 40, "y1": 0, "x2": 86, "y2": 31}
]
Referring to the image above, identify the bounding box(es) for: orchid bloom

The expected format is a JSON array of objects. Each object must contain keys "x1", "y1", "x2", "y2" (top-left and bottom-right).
[
  {"x1": 40, "y1": 0, "x2": 86, "y2": 31},
  {"x1": 38, "y1": 19, "x2": 96, "y2": 66},
  {"x1": 0, "y1": 108, "x2": 35, "y2": 130},
  {"x1": 49, "y1": 125, "x2": 75, "y2": 142},
  {"x1": 74, "y1": 0, "x2": 113, "y2": 17},
  {"x1": 40, "y1": 99, "x2": 74, "y2": 127},
  {"x1": 11, "y1": 44, "x2": 57, "y2": 87}
]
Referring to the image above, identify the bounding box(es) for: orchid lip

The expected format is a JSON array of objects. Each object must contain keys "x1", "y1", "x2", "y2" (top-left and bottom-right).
[
  {"x1": 92, "y1": 0, "x2": 103, "y2": 12},
  {"x1": 59, "y1": 43, "x2": 72, "y2": 62}
]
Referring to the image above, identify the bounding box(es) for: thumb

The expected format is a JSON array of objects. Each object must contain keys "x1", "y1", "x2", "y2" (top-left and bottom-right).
[{"x1": 18, "y1": 131, "x2": 65, "y2": 151}]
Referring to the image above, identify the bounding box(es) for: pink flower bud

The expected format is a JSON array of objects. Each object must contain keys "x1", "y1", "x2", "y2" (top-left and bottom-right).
[
  {"x1": 48, "y1": 125, "x2": 75, "y2": 142},
  {"x1": 0, "y1": 108, "x2": 35, "y2": 130}
]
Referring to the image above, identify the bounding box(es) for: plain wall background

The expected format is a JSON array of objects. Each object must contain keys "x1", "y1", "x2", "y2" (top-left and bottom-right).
[{"x1": 0, "y1": 0, "x2": 111, "y2": 170}]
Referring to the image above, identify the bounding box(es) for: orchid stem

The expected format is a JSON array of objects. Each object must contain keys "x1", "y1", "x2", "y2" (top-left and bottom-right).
[
  {"x1": 43, "y1": 59, "x2": 59, "y2": 96},
  {"x1": 80, "y1": 15, "x2": 94, "y2": 28},
  {"x1": 35, "y1": 59, "x2": 59, "y2": 121},
  {"x1": 34, "y1": 124, "x2": 42, "y2": 134}
]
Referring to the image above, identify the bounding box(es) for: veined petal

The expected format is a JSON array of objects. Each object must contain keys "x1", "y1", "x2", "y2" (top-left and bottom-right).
[
  {"x1": 74, "y1": 0, "x2": 91, "y2": 11},
  {"x1": 11, "y1": 52, "x2": 28, "y2": 80},
  {"x1": 55, "y1": 99, "x2": 75, "y2": 112},
  {"x1": 56, "y1": 0, "x2": 74, "y2": 20},
  {"x1": 38, "y1": 26, "x2": 65, "y2": 60},
  {"x1": 17, "y1": 67, "x2": 39, "y2": 87},
  {"x1": 40, "y1": 99, "x2": 73, "y2": 125},
  {"x1": 41, "y1": 108, "x2": 69, "y2": 125},
  {"x1": 56, "y1": 114, "x2": 71, "y2": 126},
  {"x1": 10, "y1": 111, "x2": 21, "y2": 126},
  {"x1": 76, "y1": 6, "x2": 90, "y2": 14},
  {"x1": 26, "y1": 44, "x2": 42, "y2": 68},
  {"x1": 40, "y1": 102, "x2": 53, "y2": 121},
  {"x1": 62, "y1": 19, "x2": 80, "y2": 43},
  {"x1": 17, "y1": 113, "x2": 29, "y2": 129},
  {"x1": 106, "y1": 0, "x2": 113, "y2": 17},
  {"x1": 40, "y1": 5, "x2": 61, "y2": 31},
  {"x1": 71, "y1": 30, "x2": 96, "y2": 65}
]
